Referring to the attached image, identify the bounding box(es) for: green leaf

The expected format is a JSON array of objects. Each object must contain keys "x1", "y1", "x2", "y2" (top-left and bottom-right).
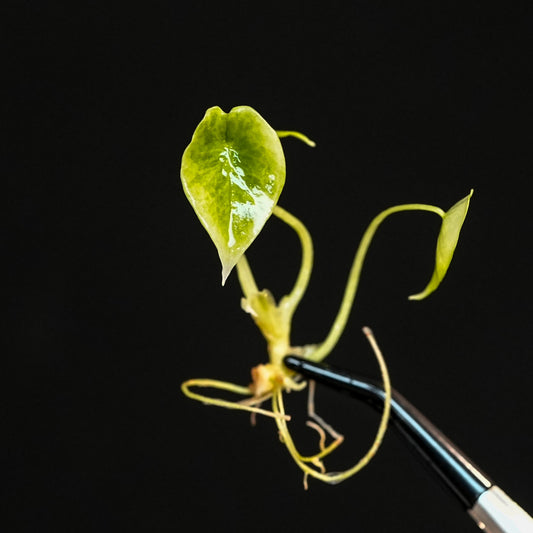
[
  {"x1": 409, "y1": 190, "x2": 473, "y2": 300},
  {"x1": 181, "y1": 106, "x2": 286, "y2": 284}
]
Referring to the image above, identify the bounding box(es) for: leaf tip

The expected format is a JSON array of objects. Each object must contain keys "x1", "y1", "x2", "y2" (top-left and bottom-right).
[{"x1": 221, "y1": 269, "x2": 230, "y2": 286}]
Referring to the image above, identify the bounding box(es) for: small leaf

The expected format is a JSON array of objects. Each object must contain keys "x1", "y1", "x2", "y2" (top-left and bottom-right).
[
  {"x1": 181, "y1": 106, "x2": 286, "y2": 284},
  {"x1": 409, "y1": 190, "x2": 473, "y2": 300}
]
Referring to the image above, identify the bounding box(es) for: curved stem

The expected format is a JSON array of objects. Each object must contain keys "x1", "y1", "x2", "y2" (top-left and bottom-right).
[
  {"x1": 308, "y1": 203, "x2": 444, "y2": 363},
  {"x1": 236, "y1": 206, "x2": 313, "y2": 321},
  {"x1": 276, "y1": 130, "x2": 316, "y2": 147},
  {"x1": 273, "y1": 205, "x2": 314, "y2": 318}
]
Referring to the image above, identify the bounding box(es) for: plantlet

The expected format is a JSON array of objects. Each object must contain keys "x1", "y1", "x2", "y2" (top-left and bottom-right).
[{"x1": 180, "y1": 105, "x2": 472, "y2": 487}]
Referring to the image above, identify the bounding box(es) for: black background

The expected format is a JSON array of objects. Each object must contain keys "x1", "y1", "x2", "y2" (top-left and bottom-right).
[{"x1": 6, "y1": 2, "x2": 532, "y2": 532}]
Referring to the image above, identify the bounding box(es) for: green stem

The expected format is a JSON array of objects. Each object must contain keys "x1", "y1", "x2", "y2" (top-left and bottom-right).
[
  {"x1": 236, "y1": 206, "x2": 313, "y2": 318},
  {"x1": 276, "y1": 130, "x2": 316, "y2": 147},
  {"x1": 236, "y1": 254, "x2": 258, "y2": 299},
  {"x1": 308, "y1": 203, "x2": 445, "y2": 362},
  {"x1": 273, "y1": 205, "x2": 314, "y2": 318}
]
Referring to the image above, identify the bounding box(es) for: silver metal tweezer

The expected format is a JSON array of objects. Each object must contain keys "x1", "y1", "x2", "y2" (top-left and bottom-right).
[{"x1": 284, "y1": 355, "x2": 533, "y2": 533}]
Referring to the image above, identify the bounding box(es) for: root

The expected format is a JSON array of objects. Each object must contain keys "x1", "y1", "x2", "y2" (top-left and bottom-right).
[
  {"x1": 182, "y1": 378, "x2": 290, "y2": 421},
  {"x1": 307, "y1": 379, "x2": 344, "y2": 443},
  {"x1": 273, "y1": 327, "x2": 392, "y2": 487}
]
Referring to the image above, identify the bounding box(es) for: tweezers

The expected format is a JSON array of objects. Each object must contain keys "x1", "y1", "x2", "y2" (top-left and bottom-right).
[{"x1": 284, "y1": 355, "x2": 533, "y2": 533}]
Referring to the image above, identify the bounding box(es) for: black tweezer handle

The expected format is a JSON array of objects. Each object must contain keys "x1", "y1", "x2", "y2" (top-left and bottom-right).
[{"x1": 283, "y1": 355, "x2": 492, "y2": 509}]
